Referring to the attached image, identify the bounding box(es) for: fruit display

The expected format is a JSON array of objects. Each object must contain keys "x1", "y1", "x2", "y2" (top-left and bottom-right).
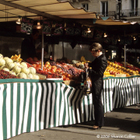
[
  {"x1": 26, "y1": 58, "x2": 84, "y2": 81},
  {"x1": 124, "y1": 62, "x2": 140, "y2": 73},
  {"x1": 26, "y1": 56, "x2": 140, "y2": 79},
  {"x1": 2, "y1": 52, "x2": 140, "y2": 80},
  {"x1": 104, "y1": 61, "x2": 140, "y2": 77}
]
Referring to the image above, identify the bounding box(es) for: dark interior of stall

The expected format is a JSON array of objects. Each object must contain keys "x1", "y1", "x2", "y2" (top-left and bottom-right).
[{"x1": 0, "y1": 20, "x2": 140, "y2": 67}]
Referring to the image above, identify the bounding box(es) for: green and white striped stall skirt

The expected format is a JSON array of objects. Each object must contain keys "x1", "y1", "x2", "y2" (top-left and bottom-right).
[{"x1": 0, "y1": 76, "x2": 139, "y2": 140}]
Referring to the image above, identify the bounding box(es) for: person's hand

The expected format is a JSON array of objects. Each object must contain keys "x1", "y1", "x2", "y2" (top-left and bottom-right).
[{"x1": 84, "y1": 63, "x2": 89, "y2": 69}]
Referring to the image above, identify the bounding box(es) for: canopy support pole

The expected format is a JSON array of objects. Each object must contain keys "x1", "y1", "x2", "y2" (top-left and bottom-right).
[
  {"x1": 124, "y1": 44, "x2": 127, "y2": 68},
  {"x1": 41, "y1": 24, "x2": 44, "y2": 70},
  {"x1": 62, "y1": 41, "x2": 64, "y2": 58}
]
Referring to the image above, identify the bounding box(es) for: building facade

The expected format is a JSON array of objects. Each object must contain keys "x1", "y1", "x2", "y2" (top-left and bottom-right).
[
  {"x1": 121, "y1": 0, "x2": 140, "y2": 22},
  {"x1": 70, "y1": 0, "x2": 116, "y2": 16},
  {"x1": 69, "y1": 0, "x2": 140, "y2": 22}
]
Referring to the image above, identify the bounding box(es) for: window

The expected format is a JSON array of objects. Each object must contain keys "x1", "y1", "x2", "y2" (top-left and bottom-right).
[
  {"x1": 131, "y1": 0, "x2": 138, "y2": 15},
  {"x1": 101, "y1": 1, "x2": 108, "y2": 16},
  {"x1": 82, "y1": 3, "x2": 89, "y2": 11}
]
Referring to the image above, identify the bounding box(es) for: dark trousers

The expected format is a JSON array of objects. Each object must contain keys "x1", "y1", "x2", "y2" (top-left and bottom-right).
[{"x1": 92, "y1": 92, "x2": 104, "y2": 127}]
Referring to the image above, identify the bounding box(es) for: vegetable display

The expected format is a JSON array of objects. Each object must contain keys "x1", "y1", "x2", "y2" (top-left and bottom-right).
[
  {"x1": 0, "y1": 53, "x2": 139, "y2": 80},
  {"x1": 0, "y1": 54, "x2": 40, "y2": 79}
]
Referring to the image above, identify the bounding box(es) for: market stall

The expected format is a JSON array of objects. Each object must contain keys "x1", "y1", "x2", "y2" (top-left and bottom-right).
[
  {"x1": 0, "y1": 38, "x2": 139, "y2": 140},
  {"x1": 0, "y1": 1, "x2": 139, "y2": 140},
  {"x1": 0, "y1": 75, "x2": 140, "y2": 140}
]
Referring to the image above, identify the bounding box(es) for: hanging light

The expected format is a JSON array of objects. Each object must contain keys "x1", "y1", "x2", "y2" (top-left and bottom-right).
[
  {"x1": 133, "y1": 36, "x2": 136, "y2": 40},
  {"x1": 16, "y1": 17, "x2": 21, "y2": 25},
  {"x1": 104, "y1": 33, "x2": 107, "y2": 38},
  {"x1": 118, "y1": 38, "x2": 121, "y2": 42},
  {"x1": 36, "y1": 21, "x2": 42, "y2": 29},
  {"x1": 87, "y1": 28, "x2": 91, "y2": 33},
  {"x1": 64, "y1": 22, "x2": 67, "y2": 31}
]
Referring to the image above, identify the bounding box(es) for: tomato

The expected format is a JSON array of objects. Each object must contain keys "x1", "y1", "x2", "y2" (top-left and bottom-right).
[
  {"x1": 32, "y1": 64, "x2": 37, "y2": 68},
  {"x1": 66, "y1": 77, "x2": 70, "y2": 81},
  {"x1": 47, "y1": 74, "x2": 52, "y2": 78}
]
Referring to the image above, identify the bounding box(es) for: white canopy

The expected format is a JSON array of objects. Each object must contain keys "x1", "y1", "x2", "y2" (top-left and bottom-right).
[{"x1": 0, "y1": 0, "x2": 132, "y2": 26}]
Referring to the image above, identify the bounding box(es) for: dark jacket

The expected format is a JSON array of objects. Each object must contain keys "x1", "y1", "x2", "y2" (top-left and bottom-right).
[
  {"x1": 88, "y1": 54, "x2": 107, "y2": 95},
  {"x1": 21, "y1": 36, "x2": 37, "y2": 61}
]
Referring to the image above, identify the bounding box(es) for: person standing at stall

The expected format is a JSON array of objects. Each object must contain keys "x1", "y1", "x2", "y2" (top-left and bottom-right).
[
  {"x1": 85, "y1": 42, "x2": 107, "y2": 129},
  {"x1": 21, "y1": 29, "x2": 39, "y2": 61}
]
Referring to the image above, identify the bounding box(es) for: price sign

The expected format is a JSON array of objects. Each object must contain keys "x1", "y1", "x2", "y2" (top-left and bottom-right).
[
  {"x1": 65, "y1": 27, "x2": 75, "y2": 35},
  {"x1": 94, "y1": 29, "x2": 103, "y2": 41},
  {"x1": 43, "y1": 21, "x2": 52, "y2": 35},
  {"x1": 74, "y1": 28, "x2": 81, "y2": 35},
  {"x1": 21, "y1": 17, "x2": 33, "y2": 33},
  {"x1": 53, "y1": 23, "x2": 63, "y2": 35}
]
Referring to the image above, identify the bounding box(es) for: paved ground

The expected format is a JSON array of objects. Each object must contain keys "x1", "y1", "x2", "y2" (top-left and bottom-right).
[{"x1": 9, "y1": 104, "x2": 140, "y2": 140}]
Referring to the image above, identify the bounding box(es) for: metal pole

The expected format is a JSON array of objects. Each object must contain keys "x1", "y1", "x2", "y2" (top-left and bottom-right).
[
  {"x1": 118, "y1": 3, "x2": 121, "y2": 19},
  {"x1": 62, "y1": 42, "x2": 64, "y2": 58},
  {"x1": 52, "y1": 44, "x2": 54, "y2": 60},
  {"x1": 124, "y1": 44, "x2": 127, "y2": 68},
  {"x1": 118, "y1": 0, "x2": 121, "y2": 19},
  {"x1": 41, "y1": 21, "x2": 44, "y2": 70}
]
